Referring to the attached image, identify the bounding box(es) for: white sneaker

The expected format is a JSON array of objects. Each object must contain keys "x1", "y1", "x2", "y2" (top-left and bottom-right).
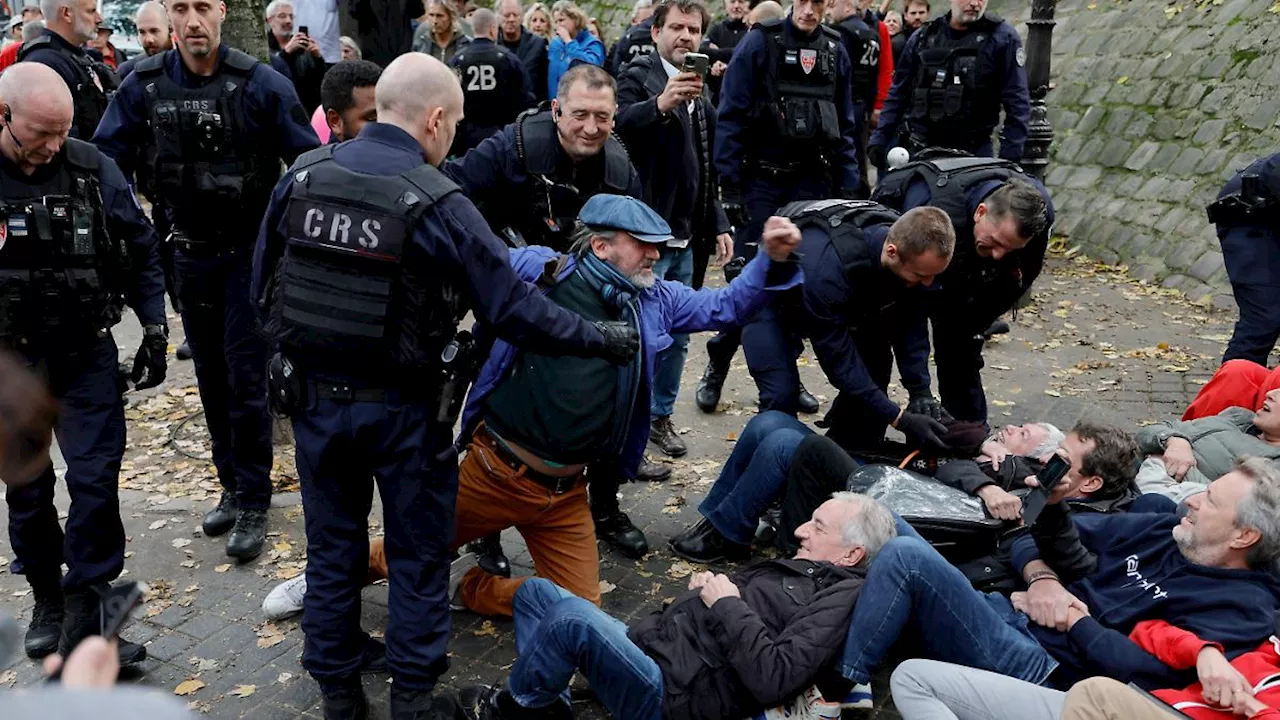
[
  {"x1": 838, "y1": 682, "x2": 873, "y2": 710},
  {"x1": 449, "y1": 552, "x2": 480, "y2": 611},
  {"x1": 262, "y1": 574, "x2": 307, "y2": 620},
  {"x1": 751, "y1": 686, "x2": 842, "y2": 719}
]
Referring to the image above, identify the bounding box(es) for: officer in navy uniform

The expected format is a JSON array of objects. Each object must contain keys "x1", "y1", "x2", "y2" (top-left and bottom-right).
[
  {"x1": 869, "y1": 0, "x2": 1029, "y2": 167},
  {"x1": 0, "y1": 64, "x2": 167, "y2": 666},
  {"x1": 1207, "y1": 153, "x2": 1280, "y2": 365},
  {"x1": 694, "y1": 0, "x2": 860, "y2": 415},
  {"x1": 17, "y1": 0, "x2": 118, "y2": 139},
  {"x1": 450, "y1": 8, "x2": 534, "y2": 154},
  {"x1": 606, "y1": 1, "x2": 655, "y2": 75},
  {"x1": 873, "y1": 155, "x2": 1052, "y2": 427},
  {"x1": 93, "y1": 0, "x2": 320, "y2": 562},
  {"x1": 252, "y1": 53, "x2": 637, "y2": 720},
  {"x1": 444, "y1": 63, "x2": 641, "y2": 253},
  {"x1": 828, "y1": 0, "x2": 883, "y2": 197}
]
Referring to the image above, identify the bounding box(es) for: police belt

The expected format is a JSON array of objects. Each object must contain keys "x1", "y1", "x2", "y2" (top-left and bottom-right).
[
  {"x1": 308, "y1": 379, "x2": 428, "y2": 404},
  {"x1": 751, "y1": 157, "x2": 828, "y2": 178},
  {"x1": 169, "y1": 229, "x2": 249, "y2": 257},
  {"x1": 473, "y1": 423, "x2": 584, "y2": 494}
]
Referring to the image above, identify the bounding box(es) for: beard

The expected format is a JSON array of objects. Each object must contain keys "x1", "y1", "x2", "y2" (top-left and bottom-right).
[{"x1": 628, "y1": 268, "x2": 656, "y2": 290}]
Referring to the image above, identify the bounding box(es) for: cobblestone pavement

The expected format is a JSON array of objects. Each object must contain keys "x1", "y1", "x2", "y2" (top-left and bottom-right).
[{"x1": 0, "y1": 249, "x2": 1243, "y2": 718}]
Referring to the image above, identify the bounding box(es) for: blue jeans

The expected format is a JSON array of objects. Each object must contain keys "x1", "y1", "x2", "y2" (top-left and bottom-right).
[
  {"x1": 837, "y1": 535, "x2": 1059, "y2": 686},
  {"x1": 651, "y1": 245, "x2": 694, "y2": 417},
  {"x1": 509, "y1": 579, "x2": 663, "y2": 720},
  {"x1": 698, "y1": 411, "x2": 814, "y2": 544}
]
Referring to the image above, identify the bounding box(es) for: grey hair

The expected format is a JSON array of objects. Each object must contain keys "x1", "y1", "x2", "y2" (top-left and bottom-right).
[
  {"x1": 339, "y1": 35, "x2": 361, "y2": 58},
  {"x1": 266, "y1": 0, "x2": 293, "y2": 18},
  {"x1": 21, "y1": 18, "x2": 44, "y2": 41},
  {"x1": 38, "y1": 0, "x2": 71, "y2": 22},
  {"x1": 568, "y1": 221, "x2": 617, "y2": 257},
  {"x1": 1030, "y1": 422, "x2": 1066, "y2": 460},
  {"x1": 830, "y1": 491, "x2": 898, "y2": 568},
  {"x1": 1234, "y1": 456, "x2": 1280, "y2": 569},
  {"x1": 633, "y1": 0, "x2": 652, "y2": 11}
]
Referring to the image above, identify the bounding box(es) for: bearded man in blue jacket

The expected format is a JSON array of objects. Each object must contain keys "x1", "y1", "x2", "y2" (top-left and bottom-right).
[{"x1": 836, "y1": 455, "x2": 1280, "y2": 697}]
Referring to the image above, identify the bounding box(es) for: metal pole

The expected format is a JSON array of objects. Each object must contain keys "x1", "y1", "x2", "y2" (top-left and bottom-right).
[{"x1": 1020, "y1": 0, "x2": 1057, "y2": 181}]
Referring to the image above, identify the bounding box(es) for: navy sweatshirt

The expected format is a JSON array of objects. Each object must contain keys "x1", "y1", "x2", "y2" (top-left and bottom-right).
[{"x1": 1010, "y1": 510, "x2": 1280, "y2": 690}]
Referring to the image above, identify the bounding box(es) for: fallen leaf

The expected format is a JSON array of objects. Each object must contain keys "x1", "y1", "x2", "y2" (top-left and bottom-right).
[
  {"x1": 174, "y1": 679, "x2": 206, "y2": 696},
  {"x1": 190, "y1": 657, "x2": 219, "y2": 672},
  {"x1": 180, "y1": 560, "x2": 197, "y2": 569},
  {"x1": 666, "y1": 560, "x2": 696, "y2": 579},
  {"x1": 171, "y1": 538, "x2": 192, "y2": 549},
  {"x1": 214, "y1": 564, "x2": 232, "y2": 573},
  {"x1": 473, "y1": 620, "x2": 499, "y2": 637},
  {"x1": 599, "y1": 580, "x2": 616, "y2": 594},
  {"x1": 257, "y1": 633, "x2": 286, "y2": 649},
  {"x1": 0, "y1": 670, "x2": 16, "y2": 686},
  {"x1": 230, "y1": 684, "x2": 257, "y2": 698},
  {"x1": 276, "y1": 672, "x2": 294, "y2": 684},
  {"x1": 149, "y1": 519, "x2": 169, "y2": 530},
  {"x1": 724, "y1": 432, "x2": 738, "y2": 442},
  {"x1": 1044, "y1": 390, "x2": 1062, "y2": 397}
]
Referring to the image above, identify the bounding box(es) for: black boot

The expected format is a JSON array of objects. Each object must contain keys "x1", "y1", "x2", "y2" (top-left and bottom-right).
[
  {"x1": 176, "y1": 342, "x2": 193, "y2": 361},
  {"x1": 635, "y1": 457, "x2": 672, "y2": 482},
  {"x1": 23, "y1": 581, "x2": 63, "y2": 659},
  {"x1": 320, "y1": 678, "x2": 368, "y2": 720},
  {"x1": 594, "y1": 509, "x2": 649, "y2": 559},
  {"x1": 226, "y1": 508, "x2": 268, "y2": 561},
  {"x1": 391, "y1": 685, "x2": 466, "y2": 720},
  {"x1": 459, "y1": 684, "x2": 571, "y2": 720},
  {"x1": 694, "y1": 360, "x2": 727, "y2": 413},
  {"x1": 470, "y1": 534, "x2": 511, "y2": 578},
  {"x1": 670, "y1": 518, "x2": 750, "y2": 564},
  {"x1": 649, "y1": 416, "x2": 687, "y2": 458},
  {"x1": 58, "y1": 585, "x2": 147, "y2": 666},
  {"x1": 202, "y1": 492, "x2": 237, "y2": 537},
  {"x1": 360, "y1": 636, "x2": 388, "y2": 674},
  {"x1": 797, "y1": 383, "x2": 820, "y2": 414}
]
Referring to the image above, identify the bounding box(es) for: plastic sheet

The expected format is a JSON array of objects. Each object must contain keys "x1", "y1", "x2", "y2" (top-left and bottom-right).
[{"x1": 849, "y1": 464, "x2": 989, "y2": 522}]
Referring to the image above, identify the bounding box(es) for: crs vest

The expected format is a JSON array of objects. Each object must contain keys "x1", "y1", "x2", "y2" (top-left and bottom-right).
[
  {"x1": 614, "y1": 23, "x2": 655, "y2": 72},
  {"x1": 18, "y1": 35, "x2": 115, "y2": 140},
  {"x1": 760, "y1": 20, "x2": 843, "y2": 152},
  {"x1": 134, "y1": 49, "x2": 276, "y2": 238},
  {"x1": 906, "y1": 15, "x2": 1002, "y2": 148},
  {"x1": 271, "y1": 146, "x2": 464, "y2": 374},
  {"x1": 833, "y1": 14, "x2": 880, "y2": 108},
  {"x1": 455, "y1": 43, "x2": 510, "y2": 128},
  {"x1": 0, "y1": 139, "x2": 129, "y2": 346},
  {"x1": 780, "y1": 199, "x2": 899, "y2": 279},
  {"x1": 513, "y1": 109, "x2": 633, "y2": 252}
]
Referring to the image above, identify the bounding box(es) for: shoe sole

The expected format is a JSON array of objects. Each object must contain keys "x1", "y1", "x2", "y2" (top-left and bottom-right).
[
  {"x1": 226, "y1": 544, "x2": 265, "y2": 562},
  {"x1": 24, "y1": 640, "x2": 58, "y2": 659},
  {"x1": 667, "y1": 542, "x2": 748, "y2": 565},
  {"x1": 652, "y1": 443, "x2": 688, "y2": 458}
]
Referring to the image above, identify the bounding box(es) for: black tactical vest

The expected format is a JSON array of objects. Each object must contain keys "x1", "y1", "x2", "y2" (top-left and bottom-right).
[
  {"x1": 134, "y1": 49, "x2": 275, "y2": 239},
  {"x1": 513, "y1": 109, "x2": 634, "y2": 252},
  {"x1": 0, "y1": 139, "x2": 129, "y2": 347},
  {"x1": 271, "y1": 146, "x2": 463, "y2": 374},
  {"x1": 18, "y1": 34, "x2": 115, "y2": 140},
  {"x1": 614, "y1": 23, "x2": 655, "y2": 72},
  {"x1": 833, "y1": 14, "x2": 880, "y2": 108},
  {"x1": 455, "y1": 43, "x2": 509, "y2": 128},
  {"x1": 760, "y1": 20, "x2": 843, "y2": 151},
  {"x1": 780, "y1": 198, "x2": 899, "y2": 279},
  {"x1": 906, "y1": 15, "x2": 1002, "y2": 148}
]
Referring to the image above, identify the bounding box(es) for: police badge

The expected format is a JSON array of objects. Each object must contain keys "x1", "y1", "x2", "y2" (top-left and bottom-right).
[{"x1": 800, "y1": 48, "x2": 817, "y2": 74}]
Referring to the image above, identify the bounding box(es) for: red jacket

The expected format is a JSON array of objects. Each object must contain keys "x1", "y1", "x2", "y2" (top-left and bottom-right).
[
  {"x1": 873, "y1": 20, "x2": 893, "y2": 112},
  {"x1": 0, "y1": 41, "x2": 21, "y2": 73},
  {"x1": 1130, "y1": 620, "x2": 1280, "y2": 719}
]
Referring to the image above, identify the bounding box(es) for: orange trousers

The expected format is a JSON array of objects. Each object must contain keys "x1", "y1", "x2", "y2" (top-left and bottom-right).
[
  {"x1": 368, "y1": 439, "x2": 600, "y2": 616},
  {"x1": 1183, "y1": 359, "x2": 1280, "y2": 420}
]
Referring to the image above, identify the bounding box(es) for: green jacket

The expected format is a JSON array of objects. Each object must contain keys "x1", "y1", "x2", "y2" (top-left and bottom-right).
[{"x1": 1136, "y1": 407, "x2": 1280, "y2": 487}]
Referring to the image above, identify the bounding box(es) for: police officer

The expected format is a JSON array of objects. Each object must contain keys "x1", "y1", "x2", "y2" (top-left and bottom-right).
[
  {"x1": 444, "y1": 62, "x2": 641, "y2": 252},
  {"x1": 869, "y1": 0, "x2": 1029, "y2": 166},
  {"x1": 828, "y1": 0, "x2": 891, "y2": 197},
  {"x1": 93, "y1": 0, "x2": 320, "y2": 561},
  {"x1": 606, "y1": 0, "x2": 655, "y2": 75},
  {"x1": 17, "y1": 0, "x2": 117, "y2": 139},
  {"x1": 0, "y1": 63, "x2": 167, "y2": 665},
  {"x1": 252, "y1": 53, "x2": 636, "y2": 720},
  {"x1": 694, "y1": 0, "x2": 860, "y2": 414},
  {"x1": 1207, "y1": 153, "x2": 1280, "y2": 365},
  {"x1": 451, "y1": 8, "x2": 534, "y2": 154},
  {"x1": 873, "y1": 154, "x2": 1052, "y2": 426}
]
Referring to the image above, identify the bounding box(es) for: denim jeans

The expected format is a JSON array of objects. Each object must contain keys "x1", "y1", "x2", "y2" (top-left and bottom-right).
[
  {"x1": 698, "y1": 411, "x2": 814, "y2": 544},
  {"x1": 838, "y1": 536, "x2": 1058, "y2": 686},
  {"x1": 651, "y1": 245, "x2": 694, "y2": 418},
  {"x1": 509, "y1": 578, "x2": 664, "y2": 720}
]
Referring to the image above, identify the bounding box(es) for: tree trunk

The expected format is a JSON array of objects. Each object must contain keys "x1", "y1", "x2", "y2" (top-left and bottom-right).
[{"x1": 223, "y1": 0, "x2": 270, "y2": 62}]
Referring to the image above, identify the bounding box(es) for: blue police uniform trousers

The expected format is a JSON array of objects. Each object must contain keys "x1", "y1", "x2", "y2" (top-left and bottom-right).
[
  {"x1": 1220, "y1": 224, "x2": 1280, "y2": 365},
  {"x1": 929, "y1": 299, "x2": 988, "y2": 424},
  {"x1": 173, "y1": 247, "x2": 273, "y2": 511},
  {"x1": 705, "y1": 175, "x2": 831, "y2": 372},
  {"x1": 6, "y1": 333, "x2": 126, "y2": 591},
  {"x1": 294, "y1": 392, "x2": 457, "y2": 691}
]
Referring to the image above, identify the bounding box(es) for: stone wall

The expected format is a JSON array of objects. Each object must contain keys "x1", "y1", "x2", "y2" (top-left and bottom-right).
[{"x1": 987, "y1": 0, "x2": 1279, "y2": 309}]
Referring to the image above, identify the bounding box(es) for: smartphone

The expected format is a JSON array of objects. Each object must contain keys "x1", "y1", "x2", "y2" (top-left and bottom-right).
[
  {"x1": 682, "y1": 51, "x2": 709, "y2": 79},
  {"x1": 298, "y1": 25, "x2": 309, "y2": 35},
  {"x1": 1020, "y1": 453, "x2": 1071, "y2": 526}
]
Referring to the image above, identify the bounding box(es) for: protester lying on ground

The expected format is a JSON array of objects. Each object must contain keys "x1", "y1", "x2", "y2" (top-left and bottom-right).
[
  {"x1": 834, "y1": 457, "x2": 1280, "y2": 708},
  {"x1": 1135, "y1": 389, "x2": 1280, "y2": 503},
  {"x1": 889, "y1": 617, "x2": 1280, "y2": 720},
  {"x1": 1185, "y1": 359, "x2": 1280, "y2": 421},
  {"x1": 454, "y1": 493, "x2": 896, "y2": 720}
]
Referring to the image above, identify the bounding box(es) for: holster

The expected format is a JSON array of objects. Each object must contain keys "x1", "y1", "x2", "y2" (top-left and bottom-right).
[{"x1": 267, "y1": 352, "x2": 305, "y2": 418}]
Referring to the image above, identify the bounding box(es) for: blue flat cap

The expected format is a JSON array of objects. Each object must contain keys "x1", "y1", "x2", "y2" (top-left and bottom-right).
[{"x1": 579, "y1": 195, "x2": 673, "y2": 244}]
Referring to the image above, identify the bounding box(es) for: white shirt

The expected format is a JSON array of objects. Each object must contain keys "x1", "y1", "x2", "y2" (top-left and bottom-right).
[
  {"x1": 659, "y1": 55, "x2": 696, "y2": 114},
  {"x1": 292, "y1": 0, "x2": 341, "y2": 63}
]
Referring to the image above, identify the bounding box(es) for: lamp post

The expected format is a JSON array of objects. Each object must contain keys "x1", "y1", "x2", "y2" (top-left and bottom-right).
[{"x1": 1020, "y1": 0, "x2": 1057, "y2": 181}]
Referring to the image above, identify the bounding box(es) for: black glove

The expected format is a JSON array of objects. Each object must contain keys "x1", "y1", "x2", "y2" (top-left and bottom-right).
[
  {"x1": 868, "y1": 144, "x2": 887, "y2": 171},
  {"x1": 593, "y1": 321, "x2": 640, "y2": 365},
  {"x1": 130, "y1": 325, "x2": 169, "y2": 390},
  {"x1": 896, "y1": 411, "x2": 951, "y2": 454},
  {"x1": 906, "y1": 391, "x2": 945, "y2": 421}
]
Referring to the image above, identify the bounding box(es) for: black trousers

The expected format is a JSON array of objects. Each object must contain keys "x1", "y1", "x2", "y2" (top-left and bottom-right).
[{"x1": 775, "y1": 434, "x2": 860, "y2": 554}]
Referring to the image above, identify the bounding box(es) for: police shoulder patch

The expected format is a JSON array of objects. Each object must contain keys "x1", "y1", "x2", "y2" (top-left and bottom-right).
[
  {"x1": 290, "y1": 104, "x2": 310, "y2": 127},
  {"x1": 1015, "y1": 46, "x2": 1026, "y2": 67}
]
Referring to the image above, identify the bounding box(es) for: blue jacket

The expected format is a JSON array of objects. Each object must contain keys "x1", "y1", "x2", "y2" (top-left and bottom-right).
[
  {"x1": 714, "y1": 18, "x2": 860, "y2": 193},
  {"x1": 250, "y1": 123, "x2": 607, "y2": 381},
  {"x1": 870, "y1": 13, "x2": 1030, "y2": 160},
  {"x1": 547, "y1": 29, "x2": 605, "y2": 99},
  {"x1": 1010, "y1": 509, "x2": 1280, "y2": 690},
  {"x1": 462, "y1": 247, "x2": 802, "y2": 477}
]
